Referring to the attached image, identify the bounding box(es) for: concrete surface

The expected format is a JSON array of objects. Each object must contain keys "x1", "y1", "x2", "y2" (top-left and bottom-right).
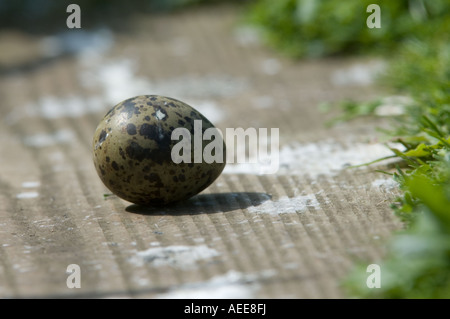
[{"x1": 0, "y1": 4, "x2": 402, "y2": 298}]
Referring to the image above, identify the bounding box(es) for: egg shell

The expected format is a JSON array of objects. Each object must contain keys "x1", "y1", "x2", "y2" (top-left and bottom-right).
[{"x1": 92, "y1": 95, "x2": 226, "y2": 206}]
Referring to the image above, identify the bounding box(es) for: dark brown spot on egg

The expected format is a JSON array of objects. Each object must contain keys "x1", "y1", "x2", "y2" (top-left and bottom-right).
[
  {"x1": 125, "y1": 141, "x2": 147, "y2": 162},
  {"x1": 119, "y1": 147, "x2": 126, "y2": 160},
  {"x1": 111, "y1": 161, "x2": 119, "y2": 171},
  {"x1": 139, "y1": 123, "x2": 158, "y2": 140},
  {"x1": 126, "y1": 123, "x2": 137, "y2": 135},
  {"x1": 125, "y1": 141, "x2": 172, "y2": 165},
  {"x1": 120, "y1": 99, "x2": 138, "y2": 119},
  {"x1": 139, "y1": 123, "x2": 172, "y2": 152},
  {"x1": 98, "y1": 130, "x2": 107, "y2": 144},
  {"x1": 144, "y1": 173, "x2": 163, "y2": 187}
]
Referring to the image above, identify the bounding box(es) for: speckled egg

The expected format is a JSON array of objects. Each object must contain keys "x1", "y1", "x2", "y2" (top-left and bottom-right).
[{"x1": 92, "y1": 95, "x2": 226, "y2": 206}]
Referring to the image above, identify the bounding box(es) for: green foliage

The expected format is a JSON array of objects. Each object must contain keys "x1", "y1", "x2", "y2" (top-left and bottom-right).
[
  {"x1": 246, "y1": 0, "x2": 450, "y2": 58},
  {"x1": 382, "y1": 39, "x2": 450, "y2": 136},
  {"x1": 345, "y1": 162, "x2": 450, "y2": 298},
  {"x1": 322, "y1": 99, "x2": 384, "y2": 126}
]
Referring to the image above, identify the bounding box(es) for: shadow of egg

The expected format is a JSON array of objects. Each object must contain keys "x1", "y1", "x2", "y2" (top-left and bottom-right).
[{"x1": 125, "y1": 192, "x2": 272, "y2": 216}]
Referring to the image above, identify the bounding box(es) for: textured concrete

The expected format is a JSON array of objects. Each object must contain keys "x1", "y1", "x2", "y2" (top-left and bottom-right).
[{"x1": 0, "y1": 4, "x2": 402, "y2": 298}]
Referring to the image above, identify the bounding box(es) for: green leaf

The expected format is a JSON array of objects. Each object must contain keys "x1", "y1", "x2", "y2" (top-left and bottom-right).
[
  {"x1": 405, "y1": 174, "x2": 450, "y2": 229},
  {"x1": 403, "y1": 143, "x2": 431, "y2": 157}
]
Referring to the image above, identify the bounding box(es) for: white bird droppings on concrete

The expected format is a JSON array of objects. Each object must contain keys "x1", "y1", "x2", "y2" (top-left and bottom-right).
[
  {"x1": 23, "y1": 129, "x2": 75, "y2": 148},
  {"x1": 247, "y1": 194, "x2": 323, "y2": 215},
  {"x1": 224, "y1": 139, "x2": 402, "y2": 178},
  {"x1": 130, "y1": 245, "x2": 219, "y2": 269},
  {"x1": 16, "y1": 192, "x2": 39, "y2": 199},
  {"x1": 21, "y1": 181, "x2": 40, "y2": 188},
  {"x1": 371, "y1": 178, "x2": 399, "y2": 192},
  {"x1": 331, "y1": 60, "x2": 386, "y2": 86},
  {"x1": 156, "y1": 270, "x2": 276, "y2": 299}
]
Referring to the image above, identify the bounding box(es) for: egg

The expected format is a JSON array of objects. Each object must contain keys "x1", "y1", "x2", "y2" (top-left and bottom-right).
[{"x1": 92, "y1": 95, "x2": 226, "y2": 206}]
